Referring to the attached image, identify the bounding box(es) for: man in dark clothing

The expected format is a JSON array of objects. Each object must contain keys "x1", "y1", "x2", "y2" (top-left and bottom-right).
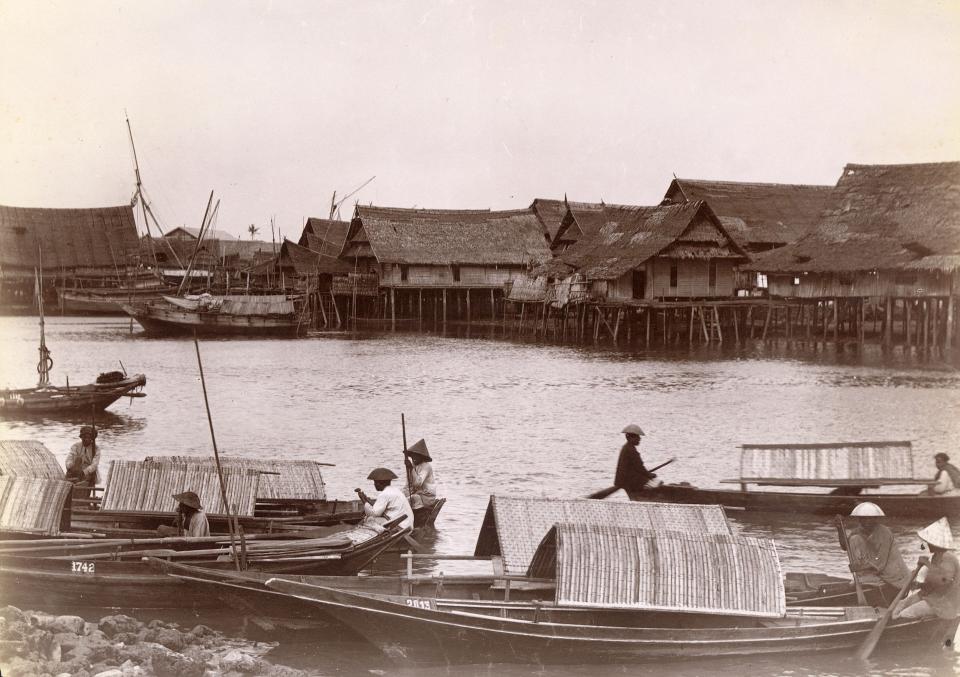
[{"x1": 614, "y1": 424, "x2": 662, "y2": 495}]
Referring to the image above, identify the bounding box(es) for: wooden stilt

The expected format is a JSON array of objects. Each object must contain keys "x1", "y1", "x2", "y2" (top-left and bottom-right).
[
  {"x1": 490, "y1": 289, "x2": 496, "y2": 321},
  {"x1": 947, "y1": 294, "x2": 955, "y2": 348},
  {"x1": 466, "y1": 288, "x2": 471, "y2": 325},
  {"x1": 923, "y1": 299, "x2": 930, "y2": 348},
  {"x1": 832, "y1": 298, "x2": 839, "y2": 343},
  {"x1": 747, "y1": 306, "x2": 755, "y2": 339},
  {"x1": 699, "y1": 306, "x2": 710, "y2": 342},
  {"x1": 732, "y1": 307, "x2": 740, "y2": 343},
  {"x1": 688, "y1": 306, "x2": 695, "y2": 345},
  {"x1": 645, "y1": 309, "x2": 651, "y2": 346},
  {"x1": 906, "y1": 300, "x2": 912, "y2": 347},
  {"x1": 442, "y1": 289, "x2": 447, "y2": 329},
  {"x1": 613, "y1": 309, "x2": 622, "y2": 344},
  {"x1": 713, "y1": 306, "x2": 722, "y2": 342},
  {"x1": 932, "y1": 298, "x2": 940, "y2": 349},
  {"x1": 761, "y1": 304, "x2": 773, "y2": 340}
]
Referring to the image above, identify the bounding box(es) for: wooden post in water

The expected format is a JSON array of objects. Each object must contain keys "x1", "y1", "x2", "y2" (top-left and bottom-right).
[
  {"x1": 442, "y1": 289, "x2": 447, "y2": 330},
  {"x1": 466, "y1": 288, "x2": 471, "y2": 325},
  {"x1": 905, "y1": 300, "x2": 912, "y2": 347},
  {"x1": 884, "y1": 297, "x2": 893, "y2": 346},
  {"x1": 947, "y1": 293, "x2": 954, "y2": 348},
  {"x1": 645, "y1": 308, "x2": 651, "y2": 346},
  {"x1": 490, "y1": 289, "x2": 495, "y2": 321}
]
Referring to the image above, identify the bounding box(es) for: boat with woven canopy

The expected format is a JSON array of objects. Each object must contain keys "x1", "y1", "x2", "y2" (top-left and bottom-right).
[
  {"x1": 261, "y1": 521, "x2": 958, "y2": 664},
  {"x1": 634, "y1": 441, "x2": 957, "y2": 518},
  {"x1": 122, "y1": 294, "x2": 304, "y2": 336}
]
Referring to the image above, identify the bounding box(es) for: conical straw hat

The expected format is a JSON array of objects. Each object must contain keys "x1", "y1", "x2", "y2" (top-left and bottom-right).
[{"x1": 917, "y1": 517, "x2": 954, "y2": 550}]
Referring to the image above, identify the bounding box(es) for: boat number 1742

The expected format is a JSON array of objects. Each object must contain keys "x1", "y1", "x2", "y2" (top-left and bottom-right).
[{"x1": 71, "y1": 561, "x2": 96, "y2": 574}]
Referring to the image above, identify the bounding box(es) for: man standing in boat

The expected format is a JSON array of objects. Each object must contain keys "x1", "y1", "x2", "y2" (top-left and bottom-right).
[
  {"x1": 403, "y1": 439, "x2": 438, "y2": 509},
  {"x1": 65, "y1": 426, "x2": 101, "y2": 491},
  {"x1": 926, "y1": 453, "x2": 960, "y2": 496},
  {"x1": 838, "y1": 502, "x2": 910, "y2": 603},
  {"x1": 614, "y1": 424, "x2": 663, "y2": 496},
  {"x1": 357, "y1": 467, "x2": 414, "y2": 530},
  {"x1": 157, "y1": 491, "x2": 210, "y2": 538},
  {"x1": 895, "y1": 517, "x2": 960, "y2": 620}
]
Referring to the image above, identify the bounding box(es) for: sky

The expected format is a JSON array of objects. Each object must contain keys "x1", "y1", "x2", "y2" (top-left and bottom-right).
[{"x1": 1, "y1": 0, "x2": 958, "y2": 240}]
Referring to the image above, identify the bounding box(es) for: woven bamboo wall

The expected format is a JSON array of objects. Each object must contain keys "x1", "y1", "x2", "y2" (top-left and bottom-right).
[
  {"x1": 528, "y1": 523, "x2": 785, "y2": 618},
  {"x1": 144, "y1": 455, "x2": 326, "y2": 500},
  {"x1": 0, "y1": 440, "x2": 64, "y2": 479},
  {"x1": 474, "y1": 495, "x2": 731, "y2": 575},
  {"x1": 101, "y1": 460, "x2": 259, "y2": 516},
  {"x1": 740, "y1": 441, "x2": 914, "y2": 480},
  {"x1": 0, "y1": 476, "x2": 71, "y2": 535}
]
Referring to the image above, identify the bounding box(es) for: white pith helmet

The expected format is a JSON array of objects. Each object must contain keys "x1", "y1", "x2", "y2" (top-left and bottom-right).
[
  {"x1": 622, "y1": 424, "x2": 645, "y2": 436},
  {"x1": 850, "y1": 502, "x2": 884, "y2": 518},
  {"x1": 918, "y1": 517, "x2": 954, "y2": 550}
]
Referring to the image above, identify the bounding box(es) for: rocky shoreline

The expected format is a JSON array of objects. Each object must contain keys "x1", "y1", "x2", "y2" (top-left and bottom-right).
[{"x1": 0, "y1": 606, "x2": 312, "y2": 677}]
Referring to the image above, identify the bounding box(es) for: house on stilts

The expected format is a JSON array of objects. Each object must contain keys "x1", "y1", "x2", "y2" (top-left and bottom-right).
[
  {"x1": 333, "y1": 205, "x2": 552, "y2": 329},
  {"x1": 742, "y1": 161, "x2": 960, "y2": 349}
]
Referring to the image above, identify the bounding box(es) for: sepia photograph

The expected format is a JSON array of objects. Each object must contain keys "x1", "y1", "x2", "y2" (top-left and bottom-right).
[{"x1": 1, "y1": 1, "x2": 958, "y2": 675}]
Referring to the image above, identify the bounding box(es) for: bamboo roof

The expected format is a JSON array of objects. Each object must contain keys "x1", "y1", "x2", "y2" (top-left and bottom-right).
[
  {"x1": 144, "y1": 455, "x2": 327, "y2": 500},
  {"x1": 474, "y1": 495, "x2": 731, "y2": 575},
  {"x1": 745, "y1": 162, "x2": 960, "y2": 273},
  {"x1": 101, "y1": 460, "x2": 260, "y2": 516},
  {"x1": 555, "y1": 201, "x2": 748, "y2": 280},
  {"x1": 0, "y1": 476, "x2": 71, "y2": 535},
  {"x1": 527, "y1": 523, "x2": 785, "y2": 618},
  {"x1": 740, "y1": 441, "x2": 914, "y2": 482},
  {"x1": 666, "y1": 178, "x2": 834, "y2": 249},
  {"x1": 0, "y1": 204, "x2": 140, "y2": 272},
  {"x1": 0, "y1": 440, "x2": 64, "y2": 480},
  {"x1": 343, "y1": 206, "x2": 553, "y2": 266},
  {"x1": 279, "y1": 238, "x2": 351, "y2": 276}
]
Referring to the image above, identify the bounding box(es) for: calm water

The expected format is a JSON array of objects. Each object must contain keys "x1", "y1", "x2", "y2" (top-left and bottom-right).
[{"x1": 1, "y1": 316, "x2": 959, "y2": 676}]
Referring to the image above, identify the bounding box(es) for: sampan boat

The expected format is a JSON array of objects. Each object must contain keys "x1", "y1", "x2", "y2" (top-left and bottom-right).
[
  {"x1": 0, "y1": 519, "x2": 410, "y2": 611},
  {"x1": 260, "y1": 524, "x2": 958, "y2": 665},
  {"x1": 631, "y1": 441, "x2": 956, "y2": 519},
  {"x1": 0, "y1": 373, "x2": 147, "y2": 416}
]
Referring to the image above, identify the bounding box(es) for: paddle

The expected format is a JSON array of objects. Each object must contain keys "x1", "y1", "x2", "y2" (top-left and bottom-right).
[
  {"x1": 854, "y1": 562, "x2": 924, "y2": 661},
  {"x1": 586, "y1": 458, "x2": 676, "y2": 500},
  {"x1": 834, "y1": 514, "x2": 867, "y2": 605}
]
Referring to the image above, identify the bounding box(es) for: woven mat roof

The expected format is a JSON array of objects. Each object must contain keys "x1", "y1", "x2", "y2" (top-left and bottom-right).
[
  {"x1": 740, "y1": 441, "x2": 914, "y2": 481},
  {"x1": 144, "y1": 455, "x2": 326, "y2": 500},
  {"x1": 0, "y1": 476, "x2": 71, "y2": 535},
  {"x1": 528, "y1": 523, "x2": 785, "y2": 618},
  {"x1": 474, "y1": 495, "x2": 731, "y2": 575},
  {"x1": 101, "y1": 460, "x2": 260, "y2": 516},
  {"x1": 0, "y1": 440, "x2": 64, "y2": 480}
]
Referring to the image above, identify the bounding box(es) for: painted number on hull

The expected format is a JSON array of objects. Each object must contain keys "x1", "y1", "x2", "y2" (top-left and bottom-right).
[
  {"x1": 71, "y1": 561, "x2": 96, "y2": 574},
  {"x1": 405, "y1": 598, "x2": 433, "y2": 610}
]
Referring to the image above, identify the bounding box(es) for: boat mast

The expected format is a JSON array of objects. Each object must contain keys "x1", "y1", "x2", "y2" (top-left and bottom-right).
[
  {"x1": 125, "y1": 113, "x2": 158, "y2": 269},
  {"x1": 35, "y1": 251, "x2": 52, "y2": 386}
]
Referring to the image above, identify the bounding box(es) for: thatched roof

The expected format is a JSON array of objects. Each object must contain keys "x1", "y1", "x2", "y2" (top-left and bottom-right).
[
  {"x1": 164, "y1": 226, "x2": 238, "y2": 241},
  {"x1": 278, "y1": 238, "x2": 351, "y2": 276},
  {"x1": 555, "y1": 201, "x2": 748, "y2": 280},
  {"x1": 0, "y1": 204, "x2": 140, "y2": 273},
  {"x1": 745, "y1": 162, "x2": 960, "y2": 273},
  {"x1": 298, "y1": 218, "x2": 350, "y2": 259},
  {"x1": 343, "y1": 205, "x2": 553, "y2": 266},
  {"x1": 665, "y1": 178, "x2": 834, "y2": 250},
  {"x1": 530, "y1": 198, "x2": 574, "y2": 243}
]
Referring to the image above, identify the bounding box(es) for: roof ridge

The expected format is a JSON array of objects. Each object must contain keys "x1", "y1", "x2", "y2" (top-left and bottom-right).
[{"x1": 676, "y1": 178, "x2": 834, "y2": 190}]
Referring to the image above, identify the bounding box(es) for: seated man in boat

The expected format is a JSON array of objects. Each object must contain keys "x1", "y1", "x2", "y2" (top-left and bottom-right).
[
  {"x1": 403, "y1": 439, "x2": 438, "y2": 509},
  {"x1": 157, "y1": 491, "x2": 211, "y2": 538},
  {"x1": 925, "y1": 453, "x2": 960, "y2": 496},
  {"x1": 65, "y1": 426, "x2": 101, "y2": 496},
  {"x1": 356, "y1": 467, "x2": 414, "y2": 531},
  {"x1": 838, "y1": 502, "x2": 910, "y2": 603},
  {"x1": 614, "y1": 424, "x2": 663, "y2": 496},
  {"x1": 895, "y1": 517, "x2": 960, "y2": 620}
]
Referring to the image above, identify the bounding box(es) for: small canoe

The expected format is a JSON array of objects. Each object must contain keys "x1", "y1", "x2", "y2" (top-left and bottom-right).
[
  {"x1": 0, "y1": 374, "x2": 147, "y2": 416},
  {"x1": 260, "y1": 579, "x2": 958, "y2": 664}
]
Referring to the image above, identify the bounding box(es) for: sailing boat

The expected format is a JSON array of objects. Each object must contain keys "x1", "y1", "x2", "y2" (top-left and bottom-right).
[{"x1": 0, "y1": 266, "x2": 147, "y2": 416}]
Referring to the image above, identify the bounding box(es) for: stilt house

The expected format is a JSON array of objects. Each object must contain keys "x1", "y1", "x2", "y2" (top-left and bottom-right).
[
  {"x1": 549, "y1": 201, "x2": 748, "y2": 302},
  {"x1": 743, "y1": 162, "x2": 960, "y2": 347},
  {"x1": 336, "y1": 205, "x2": 552, "y2": 324}
]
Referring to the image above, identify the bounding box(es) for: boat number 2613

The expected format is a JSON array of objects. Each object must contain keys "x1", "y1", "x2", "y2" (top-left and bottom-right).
[
  {"x1": 71, "y1": 561, "x2": 96, "y2": 574},
  {"x1": 404, "y1": 598, "x2": 432, "y2": 610}
]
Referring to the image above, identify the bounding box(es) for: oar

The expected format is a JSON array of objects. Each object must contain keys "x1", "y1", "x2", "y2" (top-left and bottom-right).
[
  {"x1": 854, "y1": 562, "x2": 923, "y2": 661},
  {"x1": 401, "y1": 413, "x2": 414, "y2": 497},
  {"x1": 834, "y1": 514, "x2": 867, "y2": 605},
  {"x1": 585, "y1": 458, "x2": 676, "y2": 500}
]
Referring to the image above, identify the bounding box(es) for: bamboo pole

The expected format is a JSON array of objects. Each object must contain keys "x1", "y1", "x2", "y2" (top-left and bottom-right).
[{"x1": 193, "y1": 336, "x2": 240, "y2": 571}]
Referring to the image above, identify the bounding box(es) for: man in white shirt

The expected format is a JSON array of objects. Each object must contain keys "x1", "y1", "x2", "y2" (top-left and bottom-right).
[
  {"x1": 403, "y1": 438, "x2": 438, "y2": 509},
  {"x1": 357, "y1": 467, "x2": 414, "y2": 531},
  {"x1": 157, "y1": 491, "x2": 211, "y2": 538},
  {"x1": 66, "y1": 426, "x2": 101, "y2": 486}
]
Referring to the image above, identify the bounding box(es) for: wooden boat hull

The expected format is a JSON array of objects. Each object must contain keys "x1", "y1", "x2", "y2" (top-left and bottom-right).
[
  {"x1": 122, "y1": 302, "x2": 301, "y2": 336},
  {"x1": 263, "y1": 581, "x2": 959, "y2": 664},
  {"x1": 0, "y1": 526, "x2": 408, "y2": 611},
  {"x1": 0, "y1": 374, "x2": 147, "y2": 416},
  {"x1": 633, "y1": 484, "x2": 960, "y2": 519},
  {"x1": 59, "y1": 288, "x2": 171, "y2": 314}
]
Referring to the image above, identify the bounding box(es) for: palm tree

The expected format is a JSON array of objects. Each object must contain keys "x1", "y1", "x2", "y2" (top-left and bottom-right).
[{"x1": 247, "y1": 224, "x2": 260, "y2": 240}]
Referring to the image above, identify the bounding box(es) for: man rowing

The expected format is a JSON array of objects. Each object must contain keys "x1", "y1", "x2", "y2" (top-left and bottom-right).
[
  {"x1": 403, "y1": 438, "x2": 438, "y2": 509},
  {"x1": 894, "y1": 517, "x2": 960, "y2": 620},
  {"x1": 614, "y1": 424, "x2": 663, "y2": 496},
  {"x1": 837, "y1": 502, "x2": 910, "y2": 603},
  {"x1": 357, "y1": 467, "x2": 414, "y2": 531}
]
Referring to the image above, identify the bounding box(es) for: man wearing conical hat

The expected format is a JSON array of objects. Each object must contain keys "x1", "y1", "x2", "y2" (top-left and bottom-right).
[
  {"x1": 403, "y1": 439, "x2": 438, "y2": 509},
  {"x1": 894, "y1": 517, "x2": 960, "y2": 620},
  {"x1": 357, "y1": 467, "x2": 414, "y2": 530},
  {"x1": 838, "y1": 502, "x2": 910, "y2": 603},
  {"x1": 614, "y1": 424, "x2": 663, "y2": 496},
  {"x1": 157, "y1": 491, "x2": 210, "y2": 538}
]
